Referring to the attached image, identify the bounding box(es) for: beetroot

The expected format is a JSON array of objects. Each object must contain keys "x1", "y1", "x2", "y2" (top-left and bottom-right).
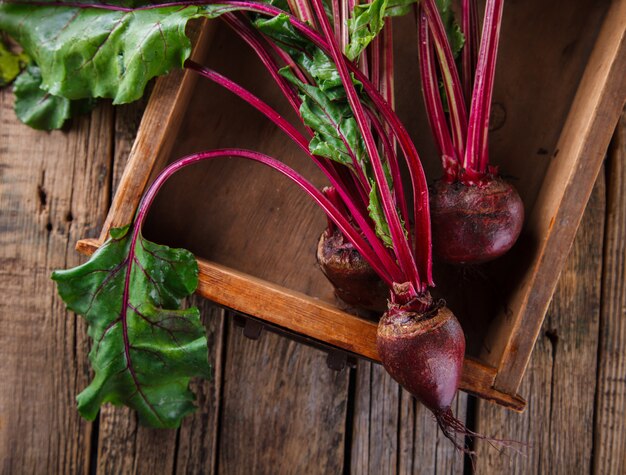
[
  {"x1": 377, "y1": 302, "x2": 464, "y2": 411},
  {"x1": 377, "y1": 299, "x2": 468, "y2": 445},
  {"x1": 429, "y1": 176, "x2": 524, "y2": 264},
  {"x1": 317, "y1": 228, "x2": 388, "y2": 313}
]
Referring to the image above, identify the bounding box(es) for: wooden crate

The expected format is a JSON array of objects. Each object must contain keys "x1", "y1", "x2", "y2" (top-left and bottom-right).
[{"x1": 77, "y1": 0, "x2": 626, "y2": 411}]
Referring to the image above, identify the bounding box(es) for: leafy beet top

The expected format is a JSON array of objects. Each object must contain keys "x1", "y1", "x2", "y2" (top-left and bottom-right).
[
  {"x1": 52, "y1": 225, "x2": 209, "y2": 428},
  {"x1": 0, "y1": 3, "x2": 240, "y2": 128}
]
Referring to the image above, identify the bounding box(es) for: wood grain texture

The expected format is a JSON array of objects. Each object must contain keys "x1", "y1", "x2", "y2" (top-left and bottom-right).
[
  {"x1": 350, "y1": 362, "x2": 466, "y2": 475},
  {"x1": 217, "y1": 322, "x2": 349, "y2": 474},
  {"x1": 0, "y1": 89, "x2": 113, "y2": 472},
  {"x1": 174, "y1": 300, "x2": 225, "y2": 475},
  {"x1": 593, "y1": 112, "x2": 626, "y2": 475},
  {"x1": 474, "y1": 166, "x2": 606, "y2": 473}
]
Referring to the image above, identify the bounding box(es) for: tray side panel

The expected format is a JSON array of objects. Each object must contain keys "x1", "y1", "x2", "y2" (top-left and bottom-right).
[
  {"x1": 76, "y1": 236, "x2": 526, "y2": 411},
  {"x1": 483, "y1": 0, "x2": 626, "y2": 393},
  {"x1": 99, "y1": 20, "x2": 216, "y2": 242}
]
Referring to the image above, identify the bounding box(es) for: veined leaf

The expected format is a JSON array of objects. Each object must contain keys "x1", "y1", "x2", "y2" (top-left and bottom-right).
[
  {"x1": 14, "y1": 65, "x2": 96, "y2": 130},
  {"x1": 52, "y1": 225, "x2": 209, "y2": 428},
  {"x1": 255, "y1": 14, "x2": 368, "y2": 169},
  {"x1": 0, "y1": 3, "x2": 238, "y2": 104},
  {"x1": 345, "y1": 0, "x2": 387, "y2": 61},
  {"x1": 345, "y1": 0, "x2": 417, "y2": 61},
  {"x1": 367, "y1": 182, "x2": 393, "y2": 247},
  {"x1": 280, "y1": 67, "x2": 366, "y2": 169},
  {"x1": 254, "y1": 13, "x2": 362, "y2": 100}
]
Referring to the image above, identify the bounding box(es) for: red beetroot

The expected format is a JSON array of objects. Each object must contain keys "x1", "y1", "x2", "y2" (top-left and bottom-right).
[
  {"x1": 429, "y1": 177, "x2": 524, "y2": 265},
  {"x1": 317, "y1": 228, "x2": 389, "y2": 313},
  {"x1": 377, "y1": 302, "x2": 465, "y2": 409},
  {"x1": 377, "y1": 300, "x2": 468, "y2": 445}
]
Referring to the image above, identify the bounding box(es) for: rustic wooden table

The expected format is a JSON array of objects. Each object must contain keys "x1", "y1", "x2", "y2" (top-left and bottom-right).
[{"x1": 0, "y1": 81, "x2": 624, "y2": 473}]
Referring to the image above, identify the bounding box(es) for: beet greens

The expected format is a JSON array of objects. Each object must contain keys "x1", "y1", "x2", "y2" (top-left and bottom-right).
[{"x1": 6, "y1": 0, "x2": 477, "y2": 447}]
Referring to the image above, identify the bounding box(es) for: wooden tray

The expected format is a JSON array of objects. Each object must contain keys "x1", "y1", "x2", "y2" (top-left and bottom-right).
[{"x1": 77, "y1": 0, "x2": 626, "y2": 412}]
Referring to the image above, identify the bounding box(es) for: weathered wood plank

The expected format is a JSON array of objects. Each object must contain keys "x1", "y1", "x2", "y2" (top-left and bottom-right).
[
  {"x1": 175, "y1": 301, "x2": 225, "y2": 475},
  {"x1": 474, "y1": 166, "x2": 606, "y2": 473},
  {"x1": 350, "y1": 362, "x2": 466, "y2": 475},
  {"x1": 350, "y1": 363, "x2": 401, "y2": 475},
  {"x1": 112, "y1": 99, "x2": 150, "y2": 194},
  {"x1": 0, "y1": 90, "x2": 113, "y2": 472},
  {"x1": 97, "y1": 412, "x2": 177, "y2": 474},
  {"x1": 217, "y1": 324, "x2": 349, "y2": 474},
  {"x1": 593, "y1": 112, "x2": 626, "y2": 475}
]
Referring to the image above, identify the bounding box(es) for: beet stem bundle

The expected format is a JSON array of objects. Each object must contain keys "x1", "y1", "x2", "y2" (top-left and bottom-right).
[{"x1": 418, "y1": 0, "x2": 524, "y2": 264}]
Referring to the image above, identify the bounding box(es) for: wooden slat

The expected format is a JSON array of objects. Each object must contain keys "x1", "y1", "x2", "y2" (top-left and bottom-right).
[
  {"x1": 482, "y1": 0, "x2": 626, "y2": 393},
  {"x1": 0, "y1": 88, "x2": 113, "y2": 472},
  {"x1": 175, "y1": 301, "x2": 225, "y2": 475},
  {"x1": 217, "y1": 321, "x2": 349, "y2": 474},
  {"x1": 593, "y1": 113, "x2": 626, "y2": 475},
  {"x1": 475, "y1": 166, "x2": 606, "y2": 472},
  {"x1": 97, "y1": 413, "x2": 177, "y2": 475},
  {"x1": 350, "y1": 364, "x2": 467, "y2": 475}
]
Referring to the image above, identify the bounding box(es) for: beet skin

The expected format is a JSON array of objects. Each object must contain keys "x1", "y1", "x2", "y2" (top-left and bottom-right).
[
  {"x1": 376, "y1": 304, "x2": 465, "y2": 412},
  {"x1": 317, "y1": 229, "x2": 388, "y2": 313},
  {"x1": 429, "y1": 177, "x2": 524, "y2": 265}
]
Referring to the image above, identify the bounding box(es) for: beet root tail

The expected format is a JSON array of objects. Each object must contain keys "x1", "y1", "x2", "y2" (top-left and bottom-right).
[{"x1": 434, "y1": 406, "x2": 476, "y2": 453}]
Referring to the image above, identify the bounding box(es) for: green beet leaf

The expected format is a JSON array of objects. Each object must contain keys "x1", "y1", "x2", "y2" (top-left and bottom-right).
[
  {"x1": 254, "y1": 13, "x2": 358, "y2": 100},
  {"x1": 254, "y1": 14, "x2": 368, "y2": 167},
  {"x1": 367, "y1": 182, "x2": 394, "y2": 248},
  {"x1": 257, "y1": 11, "x2": 401, "y2": 239},
  {"x1": 14, "y1": 65, "x2": 96, "y2": 130},
  {"x1": 52, "y1": 225, "x2": 209, "y2": 428},
  {"x1": 0, "y1": 38, "x2": 28, "y2": 87},
  {"x1": 0, "y1": 3, "x2": 237, "y2": 104},
  {"x1": 280, "y1": 67, "x2": 366, "y2": 170},
  {"x1": 436, "y1": 0, "x2": 465, "y2": 59},
  {"x1": 345, "y1": 0, "x2": 417, "y2": 61}
]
